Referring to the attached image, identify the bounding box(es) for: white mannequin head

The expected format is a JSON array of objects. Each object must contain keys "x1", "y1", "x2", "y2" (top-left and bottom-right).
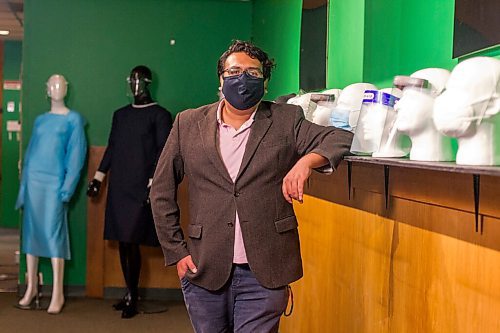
[
  {"x1": 46, "y1": 74, "x2": 68, "y2": 101},
  {"x1": 46, "y1": 74, "x2": 69, "y2": 115},
  {"x1": 312, "y1": 105, "x2": 334, "y2": 126},
  {"x1": 330, "y1": 82, "x2": 377, "y2": 131},
  {"x1": 287, "y1": 92, "x2": 312, "y2": 116},
  {"x1": 312, "y1": 89, "x2": 342, "y2": 126},
  {"x1": 433, "y1": 57, "x2": 500, "y2": 165},
  {"x1": 394, "y1": 68, "x2": 455, "y2": 161}
]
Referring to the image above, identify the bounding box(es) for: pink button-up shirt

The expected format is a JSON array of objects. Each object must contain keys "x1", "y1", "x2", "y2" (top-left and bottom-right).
[{"x1": 216, "y1": 100, "x2": 256, "y2": 264}]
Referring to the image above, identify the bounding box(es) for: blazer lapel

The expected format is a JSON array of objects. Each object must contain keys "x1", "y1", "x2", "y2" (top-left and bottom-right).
[
  {"x1": 198, "y1": 103, "x2": 233, "y2": 184},
  {"x1": 236, "y1": 103, "x2": 272, "y2": 181}
]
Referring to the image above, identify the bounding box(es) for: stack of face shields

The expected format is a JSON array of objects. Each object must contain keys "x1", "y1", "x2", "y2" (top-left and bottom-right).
[{"x1": 350, "y1": 89, "x2": 404, "y2": 156}]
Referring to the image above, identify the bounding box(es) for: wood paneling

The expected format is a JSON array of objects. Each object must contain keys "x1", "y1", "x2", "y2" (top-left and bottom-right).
[
  {"x1": 86, "y1": 146, "x2": 188, "y2": 297},
  {"x1": 281, "y1": 161, "x2": 500, "y2": 333}
]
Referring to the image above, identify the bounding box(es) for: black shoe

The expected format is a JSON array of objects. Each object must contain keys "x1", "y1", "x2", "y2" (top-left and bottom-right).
[
  {"x1": 121, "y1": 302, "x2": 138, "y2": 319},
  {"x1": 113, "y1": 299, "x2": 128, "y2": 311},
  {"x1": 113, "y1": 293, "x2": 131, "y2": 311}
]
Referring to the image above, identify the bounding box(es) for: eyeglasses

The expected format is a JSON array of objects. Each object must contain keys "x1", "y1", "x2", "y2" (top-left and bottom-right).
[{"x1": 223, "y1": 67, "x2": 264, "y2": 79}]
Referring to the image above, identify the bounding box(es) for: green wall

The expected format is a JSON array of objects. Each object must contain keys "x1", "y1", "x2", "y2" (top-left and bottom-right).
[
  {"x1": 1, "y1": 41, "x2": 22, "y2": 229},
  {"x1": 252, "y1": 0, "x2": 302, "y2": 100},
  {"x1": 327, "y1": 0, "x2": 366, "y2": 88},
  {"x1": 22, "y1": 0, "x2": 252, "y2": 286},
  {"x1": 328, "y1": 0, "x2": 459, "y2": 89}
]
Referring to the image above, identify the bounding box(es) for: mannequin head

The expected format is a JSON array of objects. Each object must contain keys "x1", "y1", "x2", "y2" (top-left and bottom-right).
[
  {"x1": 312, "y1": 105, "x2": 334, "y2": 126},
  {"x1": 351, "y1": 88, "x2": 403, "y2": 155},
  {"x1": 434, "y1": 57, "x2": 500, "y2": 138},
  {"x1": 372, "y1": 87, "x2": 411, "y2": 157},
  {"x1": 396, "y1": 68, "x2": 450, "y2": 135},
  {"x1": 433, "y1": 57, "x2": 500, "y2": 165},
  {"x1": 311, "y1": 88, "x2": 341, "y2": 126},
  {"x1": 330, "y1": 82, "x2": 377, "y2": 131},
  {"x1": 128, "y1": 65, "x2": 153, "y2": 105},
  {"x1": 46, "y1": 74, "x2": 68, "y2": 101},
  {"x1": 394, "y1": 68, "x2": 454, "y2": 161},
  {"x1": 287, "y1": 92, "x2": 312, "y2": 116}
]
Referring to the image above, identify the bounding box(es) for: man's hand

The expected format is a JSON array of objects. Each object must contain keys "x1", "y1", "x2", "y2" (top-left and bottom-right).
[
  {"x1": 282, "y1": 153, "x2": 329, "y2": 204},
  {"x1": 87, "y1": 179, "x2": 102, "y2": 197},
  {"x1": 176, "y1": 255, "x2": 198, "y2": 279},
  {"x1": 282, "y1": 159, "x2": 312, "y2": 204}
]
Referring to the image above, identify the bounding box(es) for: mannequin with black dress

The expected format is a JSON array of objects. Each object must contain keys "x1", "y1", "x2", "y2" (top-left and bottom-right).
[{"x1": 87, "y1": 66, "x2": 172, "y2": 318}]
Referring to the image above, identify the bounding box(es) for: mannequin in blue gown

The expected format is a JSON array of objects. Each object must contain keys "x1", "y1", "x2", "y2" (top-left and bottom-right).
[{"x1": 16, "y1": 74, "x2": 87, "y2": 314}]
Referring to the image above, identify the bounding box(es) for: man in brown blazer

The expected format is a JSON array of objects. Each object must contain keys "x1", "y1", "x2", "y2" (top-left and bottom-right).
[{"x1": 150, "y1": 40, "x2": 353, "y2": 333}]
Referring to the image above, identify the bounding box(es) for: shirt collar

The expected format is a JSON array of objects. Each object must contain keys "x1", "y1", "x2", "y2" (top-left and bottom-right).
[{"x1": 216, "y1": 99, "x2": 257, "y2": 129}]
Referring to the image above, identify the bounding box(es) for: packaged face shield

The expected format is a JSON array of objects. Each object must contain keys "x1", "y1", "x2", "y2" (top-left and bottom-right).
[{"x1": 350, "y1": 90, "x2": 402, "y2": 155}]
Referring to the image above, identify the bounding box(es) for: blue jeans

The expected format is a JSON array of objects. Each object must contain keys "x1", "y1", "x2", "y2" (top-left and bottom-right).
[{"x1": 181, "y1": 264, "x2": 288, "y2": 333}]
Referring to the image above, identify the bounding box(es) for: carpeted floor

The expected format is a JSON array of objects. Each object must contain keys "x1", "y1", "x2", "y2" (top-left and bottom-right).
[
  {"x1": 0, "y1": 228, "x2": 19, "y2": 293},
  {"x1": 0, "y1": 228, "x2": 193, "y2": 332},
  {"x1": 0, "y1": 293, "x2": 193, "y2": 332}
]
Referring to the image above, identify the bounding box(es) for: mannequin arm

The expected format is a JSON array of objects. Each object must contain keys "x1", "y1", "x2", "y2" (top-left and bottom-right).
[{"x1": 60, "y1": 113, "x2": 87, "y2": 202}]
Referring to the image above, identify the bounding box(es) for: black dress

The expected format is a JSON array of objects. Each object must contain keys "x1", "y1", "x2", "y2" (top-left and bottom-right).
[{"x1": 99, "y1": 103, "x2": 172, "y2": 246}]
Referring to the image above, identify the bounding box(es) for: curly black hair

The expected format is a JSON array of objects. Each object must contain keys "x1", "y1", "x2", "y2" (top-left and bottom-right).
[{"x1": 217, "y1": 40, "x2": 275, "y2": 80}]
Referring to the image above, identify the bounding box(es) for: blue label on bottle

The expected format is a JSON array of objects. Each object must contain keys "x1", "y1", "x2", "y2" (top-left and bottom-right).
[{"x1": 362, "y1": 90, "x2": 399, "y2": 107}]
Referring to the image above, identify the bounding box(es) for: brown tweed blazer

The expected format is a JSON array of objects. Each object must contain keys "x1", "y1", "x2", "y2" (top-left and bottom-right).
[{"x1": 150, "y1": 101, "x2": 353, "y2": 291}]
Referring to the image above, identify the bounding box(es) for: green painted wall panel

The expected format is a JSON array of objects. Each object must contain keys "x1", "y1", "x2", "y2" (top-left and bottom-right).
[
  {"x1": 22, "y1": 0, "x2": 252, "y2": 286},
  {"x1": 363, "y1": 0, "x2": 402, "y2": 88},
  {"x1": 327, "y1": 0, "x2": 366, "y2": 88},
  {"x1": 328, "y1": 0, "x2": 458, "y2": 89},
  {"x1": 252, "y1": 0, "x2": 302, "y2": 100},
  {"x1": 398, "y1": 0, "x2": 457, "y2": 75},
  {"x1": 1, "y1": 41, "x2": 22, "y2": 229}
]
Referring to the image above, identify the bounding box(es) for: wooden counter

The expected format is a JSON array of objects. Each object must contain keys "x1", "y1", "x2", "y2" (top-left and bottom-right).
[{"x1": 280, "y1": 158, "x2": 500, "y2": 333}]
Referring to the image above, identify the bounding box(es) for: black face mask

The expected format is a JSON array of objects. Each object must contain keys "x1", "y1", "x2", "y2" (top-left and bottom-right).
[{"x1": 222, "y1": 72, "x2": 265, "y2": 110}]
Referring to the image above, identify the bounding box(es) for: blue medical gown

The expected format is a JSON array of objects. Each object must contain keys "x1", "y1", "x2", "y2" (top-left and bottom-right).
[{"x1": 16, "y1": 111, "x2": 87, "y2": 259}]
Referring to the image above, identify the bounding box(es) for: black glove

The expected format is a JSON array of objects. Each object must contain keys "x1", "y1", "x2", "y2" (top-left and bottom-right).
[{"x1": 87, "y1": 179, "x2": 102, "y2": 197}]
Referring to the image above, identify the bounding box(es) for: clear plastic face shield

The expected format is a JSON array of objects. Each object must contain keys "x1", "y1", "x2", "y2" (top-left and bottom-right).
[
  {"x1": 307, "y1": 93, "x2": 336, "y2": 124},
  {"x1": 392, "y1": 76, "x2": 432, "y2": 134},
  {"x1": 350, "y1": 89, "x2": 403, "y2": 156},
  {"x1": 46, "y1": 75, "x2": 68, "y2": 101},
  {"x1": 126, "y1": 75, "x2": 152, "y2": 97}
]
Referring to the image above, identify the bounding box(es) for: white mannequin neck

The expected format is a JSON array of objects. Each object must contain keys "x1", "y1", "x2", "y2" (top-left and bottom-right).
[
  {"x1": 50, "y1": 99, "x2": 69, "y2": 115},
  {"x1": 456, "y1": 117, "x2": 500, "y2": 165},
  {"x1": 408, "y1": 124, "x2": 455, "y2": 161}
]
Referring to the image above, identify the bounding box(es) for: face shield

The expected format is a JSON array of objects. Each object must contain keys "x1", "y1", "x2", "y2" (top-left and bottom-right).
[
  {"x1": 308, "y1": 93, "x2": 336, "y2": 124},
  {"x1": 126, "y1": 76, "x2": 152, "y2": 97},
  {"x1": 350, "y1": 89, "x2": 404, "y2": 156}
]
